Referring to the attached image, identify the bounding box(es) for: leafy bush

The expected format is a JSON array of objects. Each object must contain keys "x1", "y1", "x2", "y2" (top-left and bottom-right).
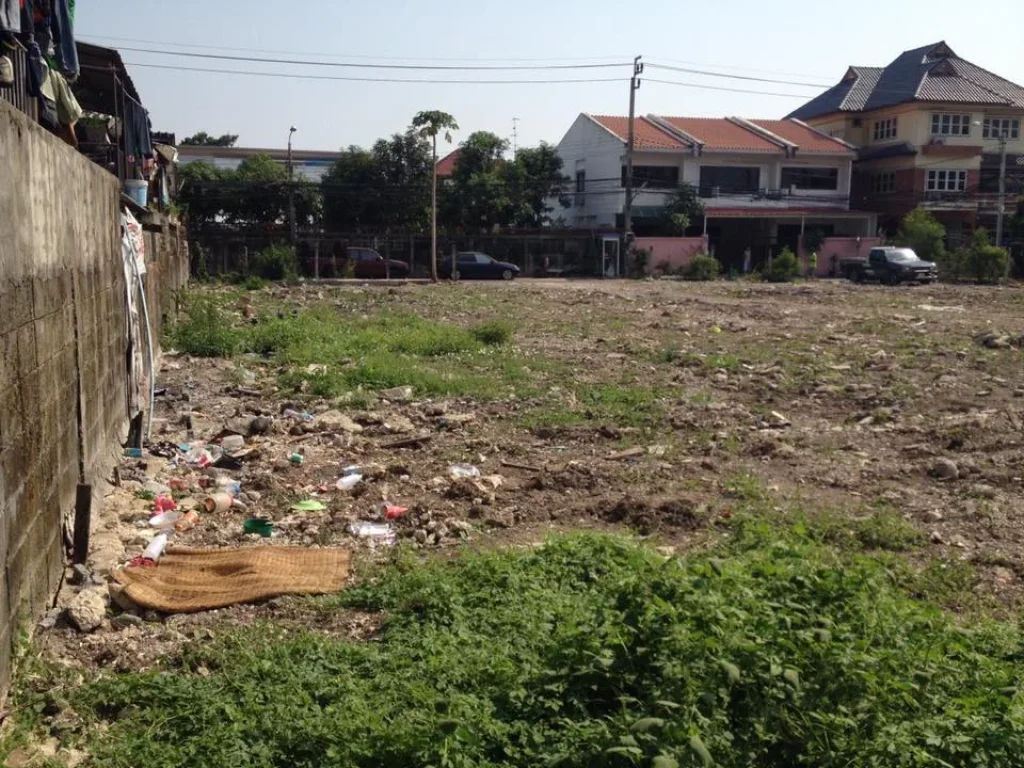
[
  {"x1": 27, "y1": 533, "x2": 1024, "y2": 767},
  {"x1": 252, "y1": 244, "x2": 299, "y2": 281},
  {"x1": 766, "y1": 247, "x2": 800, "y2": 282},
  {"x1": 628, "y1": 247, "x2": 651, "y2": 277},
  {"x1": 937, "y1": 246, "x2": 969, "y2": 282},
  {"x1": 471, "y1": 319, "x2": 515, "y2": 346},
  {"x1": 965, "y1": 244, "x2": 1009, "y2": 283},
  {"x1": 167, "y1": 297, "x2": 242, "y2": 356},
  {"x1": 897, "y1": 208, "x2": 946, "y2": 264},
  {"x1": 684, "y1": 253, "x2": 721, "y2": 281}
]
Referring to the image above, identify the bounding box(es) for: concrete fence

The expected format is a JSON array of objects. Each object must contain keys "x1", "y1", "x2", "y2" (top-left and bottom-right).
[
  {"x1": 799, "y1": 237, "x2": 885, "y2": 276},
  {"x1": 0, "y1": 102, "x2": 188, "y2": 696},
  {"x1": 633, "y1": 236, "x2": 710, "y2": 274}
]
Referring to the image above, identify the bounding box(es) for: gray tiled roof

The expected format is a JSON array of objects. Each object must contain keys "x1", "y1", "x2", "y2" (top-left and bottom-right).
[{"x1": 787, "y1": 42, "x2": 1024, "y2": 120}]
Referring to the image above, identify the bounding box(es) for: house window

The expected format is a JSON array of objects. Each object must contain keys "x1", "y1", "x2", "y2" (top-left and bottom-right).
[
  {"x1": 575, "y1": 170, "x2": 586, "y2": 207},
  {"x1": 621, "y1": 165, "x2": 680, "y2": 189},
  {"x1": 926, "y1": 169, "x2": 967, "y2": 192},
  {"x1": 930, "y1": 113, "x2": 972, "y2": 136},
  {"x1": 873, "y1": 118, "x2": 897, "y2": 141},
  {"x1": 871, "y1": 172, "x2": 895, "y2": 194},
  {"x1": 781, "y1": 167, "x2": 839, "y2": 191},
  {"x1": 698, "y1": 166, "x2": 760, "y2": 196},
  {"x1": 983, "y1": 118, "x2": 1020, "y2": 140}
]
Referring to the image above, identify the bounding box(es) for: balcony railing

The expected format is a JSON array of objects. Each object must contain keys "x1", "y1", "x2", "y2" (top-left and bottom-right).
[{"x1": 0, "y1": 40, "x2": 39, "y2": 122}]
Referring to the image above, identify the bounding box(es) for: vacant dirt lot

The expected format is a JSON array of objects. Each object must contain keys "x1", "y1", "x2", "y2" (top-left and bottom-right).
[{"x1": 26, "y1": 277, "x2": 1024, "y2": 669}]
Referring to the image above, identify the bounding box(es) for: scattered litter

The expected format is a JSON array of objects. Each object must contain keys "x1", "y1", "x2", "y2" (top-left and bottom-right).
[
  {"x1": 150, "y1": 510, "x2": 184, "y2": 529},
  {"x1": 142, "y1": 533, "x2": 169, "y2": 563},
  {"x1": 291, "y1": 500, "x2": 327, "y2": 512},
  {"x1": 114, "y1": 546, "x2": 352, "y2": 612},
  {"x1": 480, "y1": 475, "x2": 505, "y2": 490},
  {"x1": 289, "y1": 452, "x2": 305, "y2": 465},
  {"x1": 647, "y1": 445, "x2": 668, "y2": 457},
  {"x1": 379, "y1": 504, "x2": 409, "y2": 520},
  {"x1": 349, "y1": 521, "x2": 396, "y2": 543},
  {"x1": 244, "y1": 518, "x2": 274, "y2": 537},
  {"x1": 449, "y1": 464, "x2": 481, "y2": 480},
  {"x1": 220, "y1": 434, "x2": 245, "y2": 453},
  {"x1": 123, "y1": 447, "x2": 143, "y2": 459},
  {"x1": 917, "y1": 304, "x2": 965, "y2": 313},
  {"x1": 174, "y1": 510, "x2": 200, "y2": 532},
  {"x1": 153, "y1": 495, "x2": 177, "y2": 513},
  {"x1": 203, "y1": 493, "x2": 243, "y2": 513},
  {"x1": 283, "y1": 408, "x2": 315, "y2": 421},
  {"x1": 608, "y1": 447, "x2": 645, "y2": 461},
  {"x1": 336, "y1": 474, "x2": 364, "y2": 491}
]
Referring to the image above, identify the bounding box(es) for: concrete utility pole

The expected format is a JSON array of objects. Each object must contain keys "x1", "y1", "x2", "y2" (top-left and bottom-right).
[
  {"x1": 623, "y1": 56, "x2": 643, "y2": 244},
  {"x1": 996, "y1": 130, "x2": 1008, "y2": 260},
  {"x1": 512, "y1": 117, "x2": 520, "y2": 158},
  {"x1": 287, "y1": 126, "x2": 297, "y2": 244}
]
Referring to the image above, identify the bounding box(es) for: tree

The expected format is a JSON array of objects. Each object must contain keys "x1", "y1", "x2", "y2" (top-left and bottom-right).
[
  {"x1": 657, "y1": 183, "x2": 705, "y2": 236},
  {"x1": 233, "y1": 154, "x2": 290, "y2": 226},
  {"x1": 177, "y1": 161, "x2": 229, "y2": 229},
  {"x1": 503, "y1": 143, "x2": 570, "y2": 228},
  {"x1": 445, "y1": 131, "x2": 510, "y2": 231},
  {"x1": 412, "y1": 110, "x2": 459, "y2": 281},
  {"x1": 321, "y1": 146, "x2": 383, "y2": 233},
  {"x1": 963, "y1": 227, "x2": 1009, "y2": 283},
  {"x1": 896, "y1": 208, "x2": 946, "y2": 263},
  {"x1": 181, "y1": 132, "x2": 239, "y2": 147}
]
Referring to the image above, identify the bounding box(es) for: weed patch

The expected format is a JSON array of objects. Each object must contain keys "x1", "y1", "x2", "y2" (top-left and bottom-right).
[{"x1": 15, "y1": 534, "x2": 1024, "y2": 767}]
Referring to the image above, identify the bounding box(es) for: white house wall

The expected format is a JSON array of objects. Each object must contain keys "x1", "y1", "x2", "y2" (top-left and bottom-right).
[{"x1": 553, "y1": 115, "x2": 626, "y2": 228}]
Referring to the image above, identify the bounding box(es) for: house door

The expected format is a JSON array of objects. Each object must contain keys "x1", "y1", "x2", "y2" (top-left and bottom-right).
[{"x1": 601, "y1": 237, "x2": 620, "y2": 277}]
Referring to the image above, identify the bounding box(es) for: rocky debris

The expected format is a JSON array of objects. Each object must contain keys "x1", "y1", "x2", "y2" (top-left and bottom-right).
[
  {"x1": 380, "y1": 386, "x2": 415, "y2": 403},
  {"x1": 65, "y1": 588, "x2": 108, "y2": 633},
  {"x1": 589, "y1": 496, "x2": 706, "y2": 536},
  {"x1": 930, "y1": 458, "x2": 960, "y2": 481},
  {"x1": 317, "y1": 410, "x2": 364, "y2": 433},
  {"x1": 112, "y1": 613, "x2": 145, "y2": 630},
  {"x1": 383, "y1": 415, "x2": 416, "y2": 434},
  {"x1": 68, "y1": 563, "x2": 95, "y2": 587},
  {"x1": 396, "y1": 505, "x2": 468, "y2": 547},
  {"x1": 974, "y1": 330, "x2": 1012, "y2": 349}
]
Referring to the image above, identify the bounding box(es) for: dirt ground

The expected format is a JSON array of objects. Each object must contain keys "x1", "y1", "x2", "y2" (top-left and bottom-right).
[{"x1": 29, "y1": 277, "x2": 1024, "y2": 682}]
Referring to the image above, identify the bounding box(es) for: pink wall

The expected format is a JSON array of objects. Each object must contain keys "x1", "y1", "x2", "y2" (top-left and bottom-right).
[
  {"x1": 635, "y1": 236, "x2": 709, "y2": 274},
  {"x1": 800, "y1": 237, "x2": 884, "y2": 276}
]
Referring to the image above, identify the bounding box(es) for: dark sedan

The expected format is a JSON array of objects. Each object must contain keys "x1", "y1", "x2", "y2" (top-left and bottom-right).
[
  {"x1": 441, "y1": 252, "x2": 520, "y2": 281},
  {"x1": 342, "y1": 247, "x2": 410, "y2": 279}
]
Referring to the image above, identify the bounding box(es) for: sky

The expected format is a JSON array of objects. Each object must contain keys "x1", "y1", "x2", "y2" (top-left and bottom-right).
[{"x1": 77, "y1": 0, "x2": 1024, "y2": 154}]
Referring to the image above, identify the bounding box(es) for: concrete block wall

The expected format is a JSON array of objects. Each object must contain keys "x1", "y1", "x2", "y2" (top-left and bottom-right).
[{"x1": 0, "y1": 102, "x2": 188, "y2": 695}]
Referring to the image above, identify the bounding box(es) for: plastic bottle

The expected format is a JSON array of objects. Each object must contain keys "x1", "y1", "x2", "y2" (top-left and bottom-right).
[
  {"x1": 203, "y1": 493, "x2": 236, "y2": 514},
  {"x1": 449, "y1": 464, "x2": 481, "y2": 480},
  {"x1": 336, "y1": 474, "x2": 363, "y2": 491},
  {"x1": 215, "y1": 476, "x2": 242, "y2": 496},
  {"x1": 143, "y1": 533, "x2": 169, "y2": 562}
]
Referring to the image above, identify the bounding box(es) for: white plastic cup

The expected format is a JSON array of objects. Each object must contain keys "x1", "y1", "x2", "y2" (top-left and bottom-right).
[{"x1": 143, "y1": 533, "x2": 169, "y2": 562}]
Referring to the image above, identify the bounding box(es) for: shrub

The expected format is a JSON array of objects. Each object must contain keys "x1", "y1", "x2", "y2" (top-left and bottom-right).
[
  {"x1": 470, "y1": 319, "x2": 515, "y2": 346},
  {"x1": 965, "y1": 244, "x2": 1009, "y2": 283},
  {"x1": 628, "y1": 247, "x2": 651, "y2": 277},
  {"x1": 766, "y1": 246, "x2": 800, "y2": 282},
  {"x1": 167, "y1": 297, "x2": 241, "y2": 357},
  {"x1": 684, "y1": 253, "x2": 722, "y2": 281},
  {"x1": 252, "y1": 244, "x2": 299, "y2": 281},
  {"x1": 936, "y1": 247, "x2": 969, "y2": 282},
  {"x1": 896, "y1": 208, "x2": 946, "y2": 263}
]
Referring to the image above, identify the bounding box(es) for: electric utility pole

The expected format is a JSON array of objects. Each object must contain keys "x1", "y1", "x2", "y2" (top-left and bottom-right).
[
  {"x1": 996, "y1": 129, "x2": 1008, "y2": 276},
  {"x1": 623, "y1": 56, "x2": 643, "y2": 244},
  {"x1": 287, "y1": 126, "x2": 297, "y2": 244},
  {"x1": 512, "y1": 117, "x2": 520, "y2": 158}
]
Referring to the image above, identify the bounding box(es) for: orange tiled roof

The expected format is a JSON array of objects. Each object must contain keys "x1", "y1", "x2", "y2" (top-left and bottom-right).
[
  {"x1": 590, "y1": 115, "x2": 687, "y2": 149},
  {"x1": 435, "y1": 149, "x2": 461, "y2": 177},
  {"x1": 659, "y1": 117, "x2": 780, "y2": 152},
  {"x1": 748, "y1": 119, "x2": 852, "y2": 154}
]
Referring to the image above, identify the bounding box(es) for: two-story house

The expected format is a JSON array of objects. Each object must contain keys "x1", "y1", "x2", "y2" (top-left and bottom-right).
[
  {"x1": 554, "y1": 113, "x2": 874, "y2": 267},
  {"x1": 788, "y1": 42, "x2": 1024, "y2": 242}
]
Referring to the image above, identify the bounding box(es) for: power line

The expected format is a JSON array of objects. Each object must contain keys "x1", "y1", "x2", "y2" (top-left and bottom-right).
[
  {"x1": 646, "y1": 62, "x2": 830, "y2": 89},
  {"x1": 111, "y1": 45, "x2": 631, "y2": 71},
  {"x1": 79, "y1": 34, "x2": 632, "y2": 64},
  {"x1": 644, "y1": 78, "x2": 809, "y2": 99},
  {"x1": 125, "y1": 61, "x2": 628, "y2": 85}
]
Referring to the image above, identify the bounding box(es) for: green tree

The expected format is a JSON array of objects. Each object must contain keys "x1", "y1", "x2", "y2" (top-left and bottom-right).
[
  {"x1": 177, "y1": 161, "x2": 229, "y2": 229},
  {"x1": 233, "y1": 154, "x2": 290, "y2": 226},
  {"x1": 657, "y1": 183, "x2": 705, "y2": 236},
  {"x1": 321, "y1": 146, "x2": 383, "y2": 233},
  {"x1": 896, "y1": 208, "x2": 946, "y2": 263},
  {"x1": 181, "y1": 132, "x2": 239, "y2": 147},
  {"x1": 372, "y1": 130, "x2": 433, "y2": 232},
  {"x1": 963, "y1": 227, "x2": 1009, "y2": 283},
  {"x1": 412, "y1": 110, "x2": 460, "y2": 281},
  {"x1": 502, "y1": 143, "x2": 570, "y2": 228},
  {"x1": 445, "y1": 131, "x2": 510, "y2": 231}
]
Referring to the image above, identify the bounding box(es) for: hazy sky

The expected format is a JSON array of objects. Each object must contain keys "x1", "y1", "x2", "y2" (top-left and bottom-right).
[{"x1": 77, "y1": 0, "x2": 1024, "y2": 153}]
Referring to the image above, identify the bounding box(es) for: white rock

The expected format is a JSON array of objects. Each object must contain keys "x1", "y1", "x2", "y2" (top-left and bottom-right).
[{"x1": 66, "y1": 588, "x2": 108, "y2": 633}]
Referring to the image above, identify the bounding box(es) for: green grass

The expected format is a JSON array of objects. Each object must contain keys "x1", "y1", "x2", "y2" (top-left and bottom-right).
[
  {"x1": 11, "y1": 532, "x2": 1024, "y2": 767},
  {"x1": 167, "y1": 293, "x2": 524, "y2": 399},
  {"x1": 521, "y1": 384, "x2": 667, "y2": 431}
]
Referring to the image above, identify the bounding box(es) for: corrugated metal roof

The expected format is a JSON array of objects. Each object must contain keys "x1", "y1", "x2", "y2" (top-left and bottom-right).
[{"x1": 787, "y1": 41, "x2": 1024, "y2": 121}]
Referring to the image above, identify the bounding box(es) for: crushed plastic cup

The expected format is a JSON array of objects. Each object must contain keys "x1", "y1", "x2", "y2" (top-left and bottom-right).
[
  {"x1": 378, "y1": 503, "x2": 409, "y2": 521},
  {"x1": 203, "y1": 492, "x2": 236, "y2": 514},
  {"x1": 336, "y1": 474, "x2": 363, "y2": 491},
  {"x1": 149, "y1": 510, "x2": 183, "y2": 529},
  {"x1": 214, "y1": 476, "x2": 242, "y2": 495},
  {"x1": 174, "y1": 510, "x2": 200, "y2": 532},
  {"x1": 123, "y1": 447, "x2": 143, "y2": 459},
  {"x1": 289, "y1": 452, "x2": 305, "y2": 465},
  {"x1": 283, "y1": 409, "x2": 315, "y2": 421},
  {"x1": 153, "y1": 495, "x2": 177, "y2": 513},
  {"x1": 449, "y1": 464, "x2": 481, "y2": 480},
  {"x1": 341, "y1": 465, "x2": 362, "y2": 477}
]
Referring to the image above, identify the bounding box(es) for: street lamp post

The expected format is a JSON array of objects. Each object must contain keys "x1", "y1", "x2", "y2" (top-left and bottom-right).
[{"x1": 288, "y1": 126, "x2": 297, "y2": 244}]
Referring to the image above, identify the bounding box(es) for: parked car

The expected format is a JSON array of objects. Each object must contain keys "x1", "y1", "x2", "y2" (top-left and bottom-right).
[
  {"x1": 440, "y1": 252, "x2": 520, "y2": 281},
  {"x1": 840, "y1": 247, "x2": 937, "y2": 285},
  {"x1": 342, "y1": 247, "x2": 410, "y2": 279}
]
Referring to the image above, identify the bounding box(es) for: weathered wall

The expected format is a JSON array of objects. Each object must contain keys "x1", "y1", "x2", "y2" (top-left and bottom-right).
[
  {"x1": 634, "y1": 236, "x2": 710, "y2": 273},
  {"x1": 0, "y1": 101, "x2": 187, "y2": 696}
]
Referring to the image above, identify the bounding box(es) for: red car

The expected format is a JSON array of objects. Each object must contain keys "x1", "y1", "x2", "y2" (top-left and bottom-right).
[{"x1": 341, "y1": 247, "x2": 410, "y2": 279}]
